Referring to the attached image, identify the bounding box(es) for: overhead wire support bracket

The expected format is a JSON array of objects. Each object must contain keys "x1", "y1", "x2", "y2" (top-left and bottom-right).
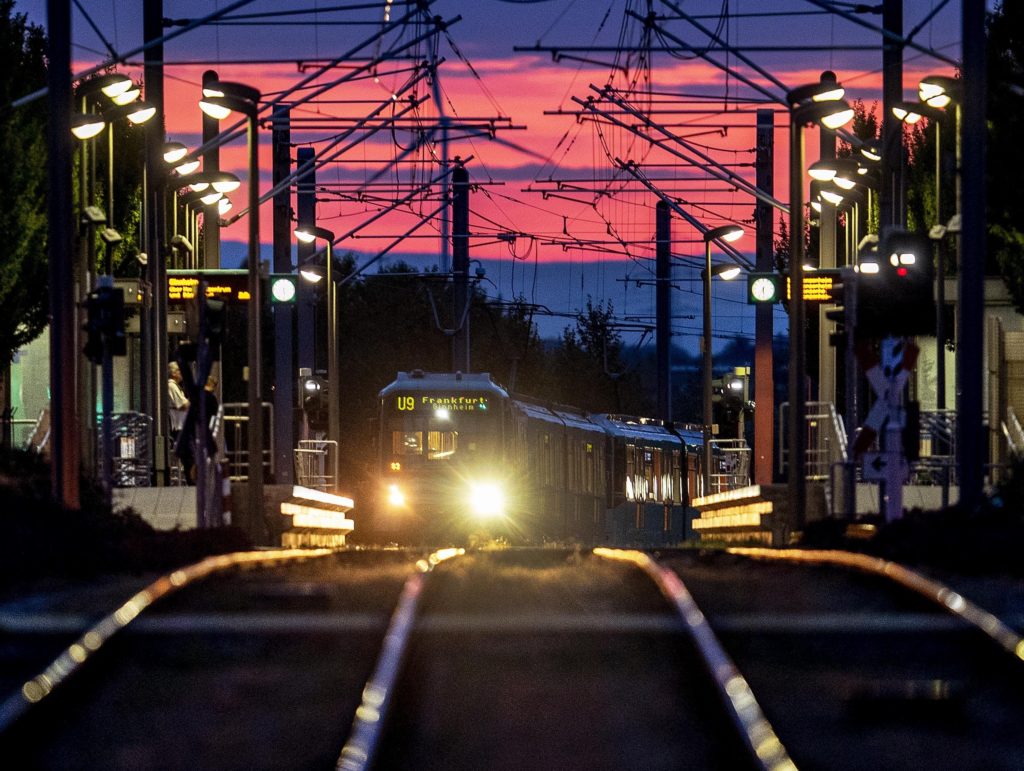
[
  {"x1": 574, "y1": 89, "x2": 787, "y2": 214},
  {"x1": 617, "y1": 159, "x2": 753, "y2": 271}
]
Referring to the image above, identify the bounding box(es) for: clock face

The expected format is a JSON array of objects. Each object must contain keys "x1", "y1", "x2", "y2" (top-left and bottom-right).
[
  {"x1": 751, "y1": 277, "x2": 777, "y2": 302},
  {"x1": 271, "y1": 277, "x2": 296, "y2": 303}
]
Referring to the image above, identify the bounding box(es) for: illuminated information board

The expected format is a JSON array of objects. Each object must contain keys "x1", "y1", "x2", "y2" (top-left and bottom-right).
[
  {"x1": 167, "y1": 270, "x2": 251, "y2": 304},
  {"x1": 393, "y1": 394, "x2": 491, "y2": 413},
  {"x1": 785, "y1": 270, "x2": 839, "y2": 302}
]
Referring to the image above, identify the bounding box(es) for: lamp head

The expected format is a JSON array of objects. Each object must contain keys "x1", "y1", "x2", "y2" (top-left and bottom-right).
[
  {"x1": 704, "y1": 224, "x2": 744, "y2": 244},
  {"x1": 170, "y1": 234, "x2": 194, "y2": 254},
  {"x1": 786, "y1": 72, "x2": 844, "y2": 107},
  {"x1": 919, "y1": 75, "x2": 960, "y2": 108},
  {"x1": 99, "y1": 227, "x2": 122, "y2": 245},
  {"x1": 162, "y1": 142, "x2": 189, "y2": 164},
  {"x1": 892, "y1": 100, "x2": 944, "y2": 125},
  {"x1": 75, "y1": 72, "x2": 133, "y2": 100},
  {"x1": 860, "y1": 143, "x2": 882, "y2": 162},
  {"x1": 200, "y1": 80, "x2": 261, "y2": 119},
  {"x1": 792, "y1": 98, "x2": 854, "y2": 130},
  {"x1": 71, "y1": 113, "x2": 106, "y2": 140},
  {"x1": 300, "y1": 266, "x2": 324, "y2": 283},
  {"x1": 110, "y1": 87, "x2": 141, "y2": 106},
  {"x1": 294, "y1": 225, "x2": 335, "y2": 244},
  {"x1": 81, "y1": 205, "x2": 107, "y2": 225}
]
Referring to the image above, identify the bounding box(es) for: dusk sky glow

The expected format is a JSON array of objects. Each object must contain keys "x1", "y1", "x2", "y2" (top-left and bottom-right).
[{"x1": 20, "y1": 0, "x2": 963, "y2": 345}]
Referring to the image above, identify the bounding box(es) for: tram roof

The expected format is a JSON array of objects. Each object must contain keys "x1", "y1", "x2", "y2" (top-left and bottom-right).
[{"x1": 379, "y1": 371, "x2": 510, "y2": 398}]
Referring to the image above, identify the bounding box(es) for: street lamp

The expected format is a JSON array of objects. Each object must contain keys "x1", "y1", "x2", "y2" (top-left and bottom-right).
[
  {"x1": 199, "y1": 80, "x2": 265, "y2": 539},
  {"x1": 786, "y1": 74, "x2": 854, "y2": 539},
  {"x1": 702, "y1": 224, "x2": 744, "y2": 495},
  {"x1": 295, "y1": 225, "x2": 340, "y2": 474}
]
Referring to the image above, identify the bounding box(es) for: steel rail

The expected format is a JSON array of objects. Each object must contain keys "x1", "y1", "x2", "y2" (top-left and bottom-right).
[
  {"x1": 729, "y1": 548, "x2": 1024, "y2": 661},
  {"x1": 337, "y1": 547, "x2": 464, "y2": 771},
  {"x1": 594, "y1": 548, "x2": 795, "y2": 771},
  {"x1": 0, "y1": 548, "x2": 335, "y2": 734}
]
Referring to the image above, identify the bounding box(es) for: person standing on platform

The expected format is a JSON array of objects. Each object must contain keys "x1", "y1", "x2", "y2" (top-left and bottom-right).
[{"x1": 167, "y1": 362, "x2": 189, "y2": 445}]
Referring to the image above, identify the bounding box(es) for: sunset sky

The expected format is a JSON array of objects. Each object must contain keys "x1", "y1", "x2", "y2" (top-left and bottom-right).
[{"x1": 19, "y1": 0, "x2": 962, "y2": 345}]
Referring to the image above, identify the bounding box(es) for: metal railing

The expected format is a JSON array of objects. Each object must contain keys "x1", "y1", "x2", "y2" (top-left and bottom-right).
[
  {"x1": 912, "y1": 409, "x2": 957, "y2": 487},
  {"x1": 97, "y1": 412, "x2": 154, "y2": 487},
  {"x1": 709, "y1": 438, "x2": 751, "y2": 494},
  {"x1": 778, "y1": 401, "x2": 847, "y2": 481},
  {"x1": 294, "y1": 439, "x2": 338, "y2": 491},
  {"x1": 222, "y1": 402, "x2": 274, "y2": 482},
  {"x1": 1002, "y1": 406, "x2": 1024, "y2": 459}
]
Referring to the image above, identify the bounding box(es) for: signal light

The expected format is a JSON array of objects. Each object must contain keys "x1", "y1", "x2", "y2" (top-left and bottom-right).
[{"x1": 82, "y1": 285, "x2": 127, "y2": 364}]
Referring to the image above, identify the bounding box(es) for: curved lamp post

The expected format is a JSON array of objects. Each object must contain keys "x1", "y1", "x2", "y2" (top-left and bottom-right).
[
  {"x1": 702, "y1": 224, "x2": 744, "y2": 495},
  {"x1": 295, "y1": 225, "x2": 340, "y2": 474},
  {"x1": 200, "y1": 80, "x2": 265, "y2": 538},
  {"x1": 786, "y1": 75, "x2": 854, "y2": 537}
]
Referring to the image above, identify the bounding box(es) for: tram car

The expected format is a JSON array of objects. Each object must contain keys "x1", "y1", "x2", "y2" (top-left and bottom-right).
[{"x1": 375, "y1": 370, "x2": 711, "y2": 544}]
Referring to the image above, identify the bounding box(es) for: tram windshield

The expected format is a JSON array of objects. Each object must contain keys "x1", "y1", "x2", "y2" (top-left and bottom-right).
[
  {"x1": 392, "y1": 430, "x2": 458, "y2": 460},
  {"x1": 385, "y1": 391, "x2": 498, "y2": 464}
]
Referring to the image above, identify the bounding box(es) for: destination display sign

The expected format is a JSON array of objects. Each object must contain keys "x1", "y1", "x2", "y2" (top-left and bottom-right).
[
  {"x1": 394, "y1": 394, "x2": 491, "y2": 413},
  {"x1": 785, "y1": 270, "x2": 840, "y2": 303},
  {"x1": 167, "y1": 270, "x2": 251, "y2": 304}
]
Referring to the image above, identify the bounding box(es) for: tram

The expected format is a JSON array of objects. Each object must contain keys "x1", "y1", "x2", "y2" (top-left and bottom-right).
[{"x1": 375, "y1": 370, "x2": 709, "y2": 544}]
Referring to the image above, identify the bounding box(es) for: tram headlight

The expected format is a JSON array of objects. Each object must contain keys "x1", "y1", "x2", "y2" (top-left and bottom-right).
[
  {"x1": 387, "y1": 484, "x2": 405, "y2": 507},
  {"x1": 468, "y1": 481, "x2": 505, "y2": 519}
]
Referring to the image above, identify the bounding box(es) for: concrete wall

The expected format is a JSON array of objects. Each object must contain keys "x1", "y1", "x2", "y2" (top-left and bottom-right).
[{"x1": 113, "y1": 486, "x2": 197, "y2": 530}]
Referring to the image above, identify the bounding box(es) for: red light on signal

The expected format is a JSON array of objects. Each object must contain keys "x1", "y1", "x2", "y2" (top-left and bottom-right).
[{"x1": 897, "y1": 267, "x2": 908, "y2": 277}]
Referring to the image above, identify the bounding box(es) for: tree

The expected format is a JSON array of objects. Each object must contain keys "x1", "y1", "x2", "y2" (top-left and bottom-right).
[
  {"x1": 987, "y1": 2, "x2": 1024, "y2": 310},
  {"x1": 0, "y1": 0, "x2": 48, "y2": 365}
]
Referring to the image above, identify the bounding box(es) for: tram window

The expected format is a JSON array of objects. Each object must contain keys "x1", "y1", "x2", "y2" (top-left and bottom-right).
[
  {"x1": 393, "y1": 431, "x2": 423, "y2": 455},
  {"x1": 427, "y1": 431, "x2": 457, "y2": 460}
]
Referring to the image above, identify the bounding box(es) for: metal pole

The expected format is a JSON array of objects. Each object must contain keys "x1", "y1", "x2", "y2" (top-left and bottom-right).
[
  {"x1": 703, "y1": 240, "x2": 713, "y2": 496},
  {"x1": 818, "y1": 95, "x2": 837, "y2": 411},
  {"x1": 880, "y1": 0, "x2": 904, "y2": 231},
  {"x1": 195, "y1": 280, "x2": 208, "y2": 527},
  {"x1": 144, "y1": 0, "x2": 168, "y2": 486},
  {"x1": 272, "y1": 105, "x2": 294, "y2": 486},
  {"x1": 843, "y1": 268, "x2": 857, "y2": 518},
  {"x1": 327, "y1": 242, "x2": 340, "y2": 487},
  {"x1": 47, "y1": 0, "x2": 80, "y2": 507},
  {"x1": 958, "y1": 0, "x2": 986, "y2": 509},
  {"x1": 754, "y1": 108, "x2": 775, "y2": 486},
  {"x1": 787, "y1": 117, "x2": 808, "y2": 540},
  {"x1": 296, "y1": 146, "x2": 317, "y2": 416},
  {"x1": 246, "y1": 113, "x2": 265, "y2": 541},
  {"x1": 655, "y1": 200, "x2": 672, "y2": 422},
  {"x1": 452, "y1": 164, "x2": 470, "y2": 373},
  {"x1": 100, "y1": 280, "x2": 114, "y2": 501},
  {"x1": 935, "y1": 118, "x2": 946, "y2": 412},
  {"x1": 202, "y1": 70, "x2": 221, "y2": 269}
]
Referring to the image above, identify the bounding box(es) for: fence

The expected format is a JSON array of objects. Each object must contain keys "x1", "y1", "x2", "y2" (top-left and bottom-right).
[
  {"x1": 0, "y1": 407, "x2": 47, "y2": 453},
  {"x1": 99, "y1": 412, "x2": 154, "y2": 487},
  {"x1": 222, "y1": 402, "x2": 274, "y2": 482},
  {"x1": 294, "y1": 439, "x2": 338, "y2": 491},
  {"x1": 708, "y1": 438, "x2": 751, "y2": 494},
  {"x1": 778, "y1": 401, "x2": 847, "y2": 481}
]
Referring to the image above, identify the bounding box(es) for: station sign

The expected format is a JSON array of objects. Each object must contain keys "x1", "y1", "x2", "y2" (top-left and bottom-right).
[{"x1": 167, "y1": 270, "x2": 250, "y2": 305}]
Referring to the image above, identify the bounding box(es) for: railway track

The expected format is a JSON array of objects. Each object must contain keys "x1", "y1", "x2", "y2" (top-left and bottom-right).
[
  {"x1": 658, "y1": 548, "x2": 1024, "y2": 770},
  {"x1": 1, "y1": 546, "x2": 1022, "y2": 769}
]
